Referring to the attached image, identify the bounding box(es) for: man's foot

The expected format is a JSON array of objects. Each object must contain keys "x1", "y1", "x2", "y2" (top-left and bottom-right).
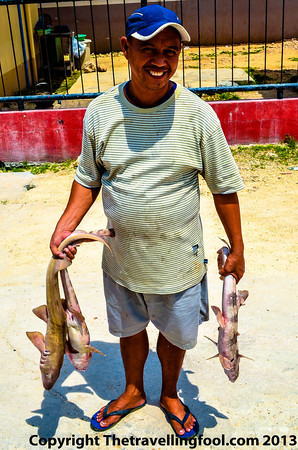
[
  {"x1": 91, "y1": 391, "x2": 146, "y2": 431},
  {"x1": 160, "y1": 396, "x2": 198, "y2": 438}
]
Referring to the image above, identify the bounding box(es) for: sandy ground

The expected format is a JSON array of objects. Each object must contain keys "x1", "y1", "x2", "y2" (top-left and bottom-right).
[{"x1": 0, "y1": 160, "x2": 297, "y2": 449}]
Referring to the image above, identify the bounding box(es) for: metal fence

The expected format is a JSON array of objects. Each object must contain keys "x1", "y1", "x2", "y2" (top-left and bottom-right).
[{"x1": 0, "y1": 0, "x2": 297, "y2": 110}]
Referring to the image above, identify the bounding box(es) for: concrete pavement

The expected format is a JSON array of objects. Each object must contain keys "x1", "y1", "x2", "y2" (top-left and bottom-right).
[{"x1": 0, "y1": 172, "x2": 297, "y2": 450}]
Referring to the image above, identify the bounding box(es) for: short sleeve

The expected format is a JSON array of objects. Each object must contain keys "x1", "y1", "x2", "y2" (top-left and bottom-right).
[
  {"x1": 75, "y1": 113, "x2": 103, "y2": 188},
  {"x1": 200, "y1": 124, "x2": 245, "y2": 194}
]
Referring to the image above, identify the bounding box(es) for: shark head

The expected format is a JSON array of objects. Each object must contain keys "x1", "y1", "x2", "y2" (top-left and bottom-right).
[
  {"x1": 26, "y1": 332, "x2": 63, "y2": 390},
  {"x1": 67, "y1": 350, "x2": 92, "y2": 371},
  {"x1": 219, "y1": 354, "x2": 240, "y2": 382},
  {"x1": 39, "y1": 349, "x2": 62, "y2": 390},
  {"x1": 41, "y1": 368, "x2": 61, "y2": 390}
]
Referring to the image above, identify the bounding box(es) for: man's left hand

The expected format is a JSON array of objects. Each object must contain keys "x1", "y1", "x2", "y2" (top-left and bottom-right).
[{"x1": 218, "y1": 247, "x2": 245, "y2": 283}]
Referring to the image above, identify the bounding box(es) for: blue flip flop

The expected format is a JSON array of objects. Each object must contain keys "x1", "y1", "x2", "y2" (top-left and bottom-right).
[
  {"x1": 160, "y1": 400, "x2": 199, "y2": 439},
  {"x1": 90, "y1": 399, "x2": 147, "y2": 432}
]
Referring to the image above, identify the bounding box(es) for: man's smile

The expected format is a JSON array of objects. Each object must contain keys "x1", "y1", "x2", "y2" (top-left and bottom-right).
[{"x1": 146, "y1": 69, "x2": 168, "y2": 78}]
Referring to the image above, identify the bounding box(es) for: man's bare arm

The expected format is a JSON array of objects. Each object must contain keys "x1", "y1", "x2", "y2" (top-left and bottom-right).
[
  {"x1": 50, "y1": 180, "x2": 101, "y2": 259},
  {"x1": 213, "y1": 192, "x2": 245, "y2": 283}
]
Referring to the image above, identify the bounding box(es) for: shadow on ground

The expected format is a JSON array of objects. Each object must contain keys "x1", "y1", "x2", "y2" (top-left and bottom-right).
[{"x1": 26, "y1": 341, "x2": 228, "y2": 438}]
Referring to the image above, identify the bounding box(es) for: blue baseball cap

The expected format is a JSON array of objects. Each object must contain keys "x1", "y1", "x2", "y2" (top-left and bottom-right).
[{"x1": 126, "y1": 5, "x2": 190, "y2": 42}]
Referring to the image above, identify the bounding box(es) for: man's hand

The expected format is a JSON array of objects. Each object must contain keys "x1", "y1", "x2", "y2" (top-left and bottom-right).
[
  {"x1": 218, "y1": 247, "x2": 245, "y2": 283},
  {"x1": 50, "y1": 229, "x2": 77, "y2": 260}
]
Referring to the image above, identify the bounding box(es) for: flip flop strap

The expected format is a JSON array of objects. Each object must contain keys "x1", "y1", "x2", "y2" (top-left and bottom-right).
[
  {"x1": 102, "y1": 400, "x2": 140, "y2": 420},
  {"x1": 166, "y1": 410, "x2": 190, "y2": 427}
]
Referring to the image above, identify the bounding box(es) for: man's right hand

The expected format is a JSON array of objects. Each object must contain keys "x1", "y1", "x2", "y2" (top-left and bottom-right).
[{"x1": 50, "y1": 230, "x2": 77, "y2": 261}]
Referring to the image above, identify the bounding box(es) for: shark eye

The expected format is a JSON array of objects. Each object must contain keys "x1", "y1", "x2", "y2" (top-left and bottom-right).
[{"x1": 230, "y1": 358, "x2": 234, "y2": 362}]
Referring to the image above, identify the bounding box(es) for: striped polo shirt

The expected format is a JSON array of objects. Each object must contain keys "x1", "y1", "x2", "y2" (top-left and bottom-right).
[{"x1": 75, "y1": 82, "x2": 244, "y2": 294}]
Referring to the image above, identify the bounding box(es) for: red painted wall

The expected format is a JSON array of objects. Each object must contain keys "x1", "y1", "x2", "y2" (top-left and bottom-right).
[
  {"x1": 0, "y1": 108, "x2": 86, "y2": 162},
  {"x1": 0, "y1": 99, "x2": 297, "y2": 162},
  {"x1": 211, "y1": 98, "x2": 298, "y2": 145}
]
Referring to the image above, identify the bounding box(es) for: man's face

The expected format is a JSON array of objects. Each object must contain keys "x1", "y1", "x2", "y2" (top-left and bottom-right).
[{"x1": 121, "y1": 27, "x2": 181, "y2": 97}]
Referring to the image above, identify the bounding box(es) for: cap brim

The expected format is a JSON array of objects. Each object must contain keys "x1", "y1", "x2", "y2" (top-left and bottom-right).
[{"x1": 131, "y1": 22, "x2": 190, "y2": 42}]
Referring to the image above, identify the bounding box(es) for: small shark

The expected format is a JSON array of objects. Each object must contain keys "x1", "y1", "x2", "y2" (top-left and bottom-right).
[
  {"x1": 26, "y1": 229, "x2": 113, "y2": 390},
  {"x1": 208, "y1": 242, "x2": 249, "y2": 382}
]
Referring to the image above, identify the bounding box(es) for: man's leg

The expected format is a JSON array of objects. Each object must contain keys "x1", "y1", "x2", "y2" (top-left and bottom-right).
[
  {"x1": 96, "y1": 329, "x2": 148, "y2": 428},
  {"x1": 157, "y1": 332, "x2": 197, "y2": 436}
]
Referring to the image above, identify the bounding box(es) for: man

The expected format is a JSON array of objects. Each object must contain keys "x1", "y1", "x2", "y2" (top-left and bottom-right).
[{"x1": 50, "y1": 5, "x2": 245, "y2": 439}]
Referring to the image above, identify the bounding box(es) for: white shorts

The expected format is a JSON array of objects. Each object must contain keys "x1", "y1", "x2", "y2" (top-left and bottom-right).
[{"x1": 103, "y1": 272, "x2": 209, "y2": 350}]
